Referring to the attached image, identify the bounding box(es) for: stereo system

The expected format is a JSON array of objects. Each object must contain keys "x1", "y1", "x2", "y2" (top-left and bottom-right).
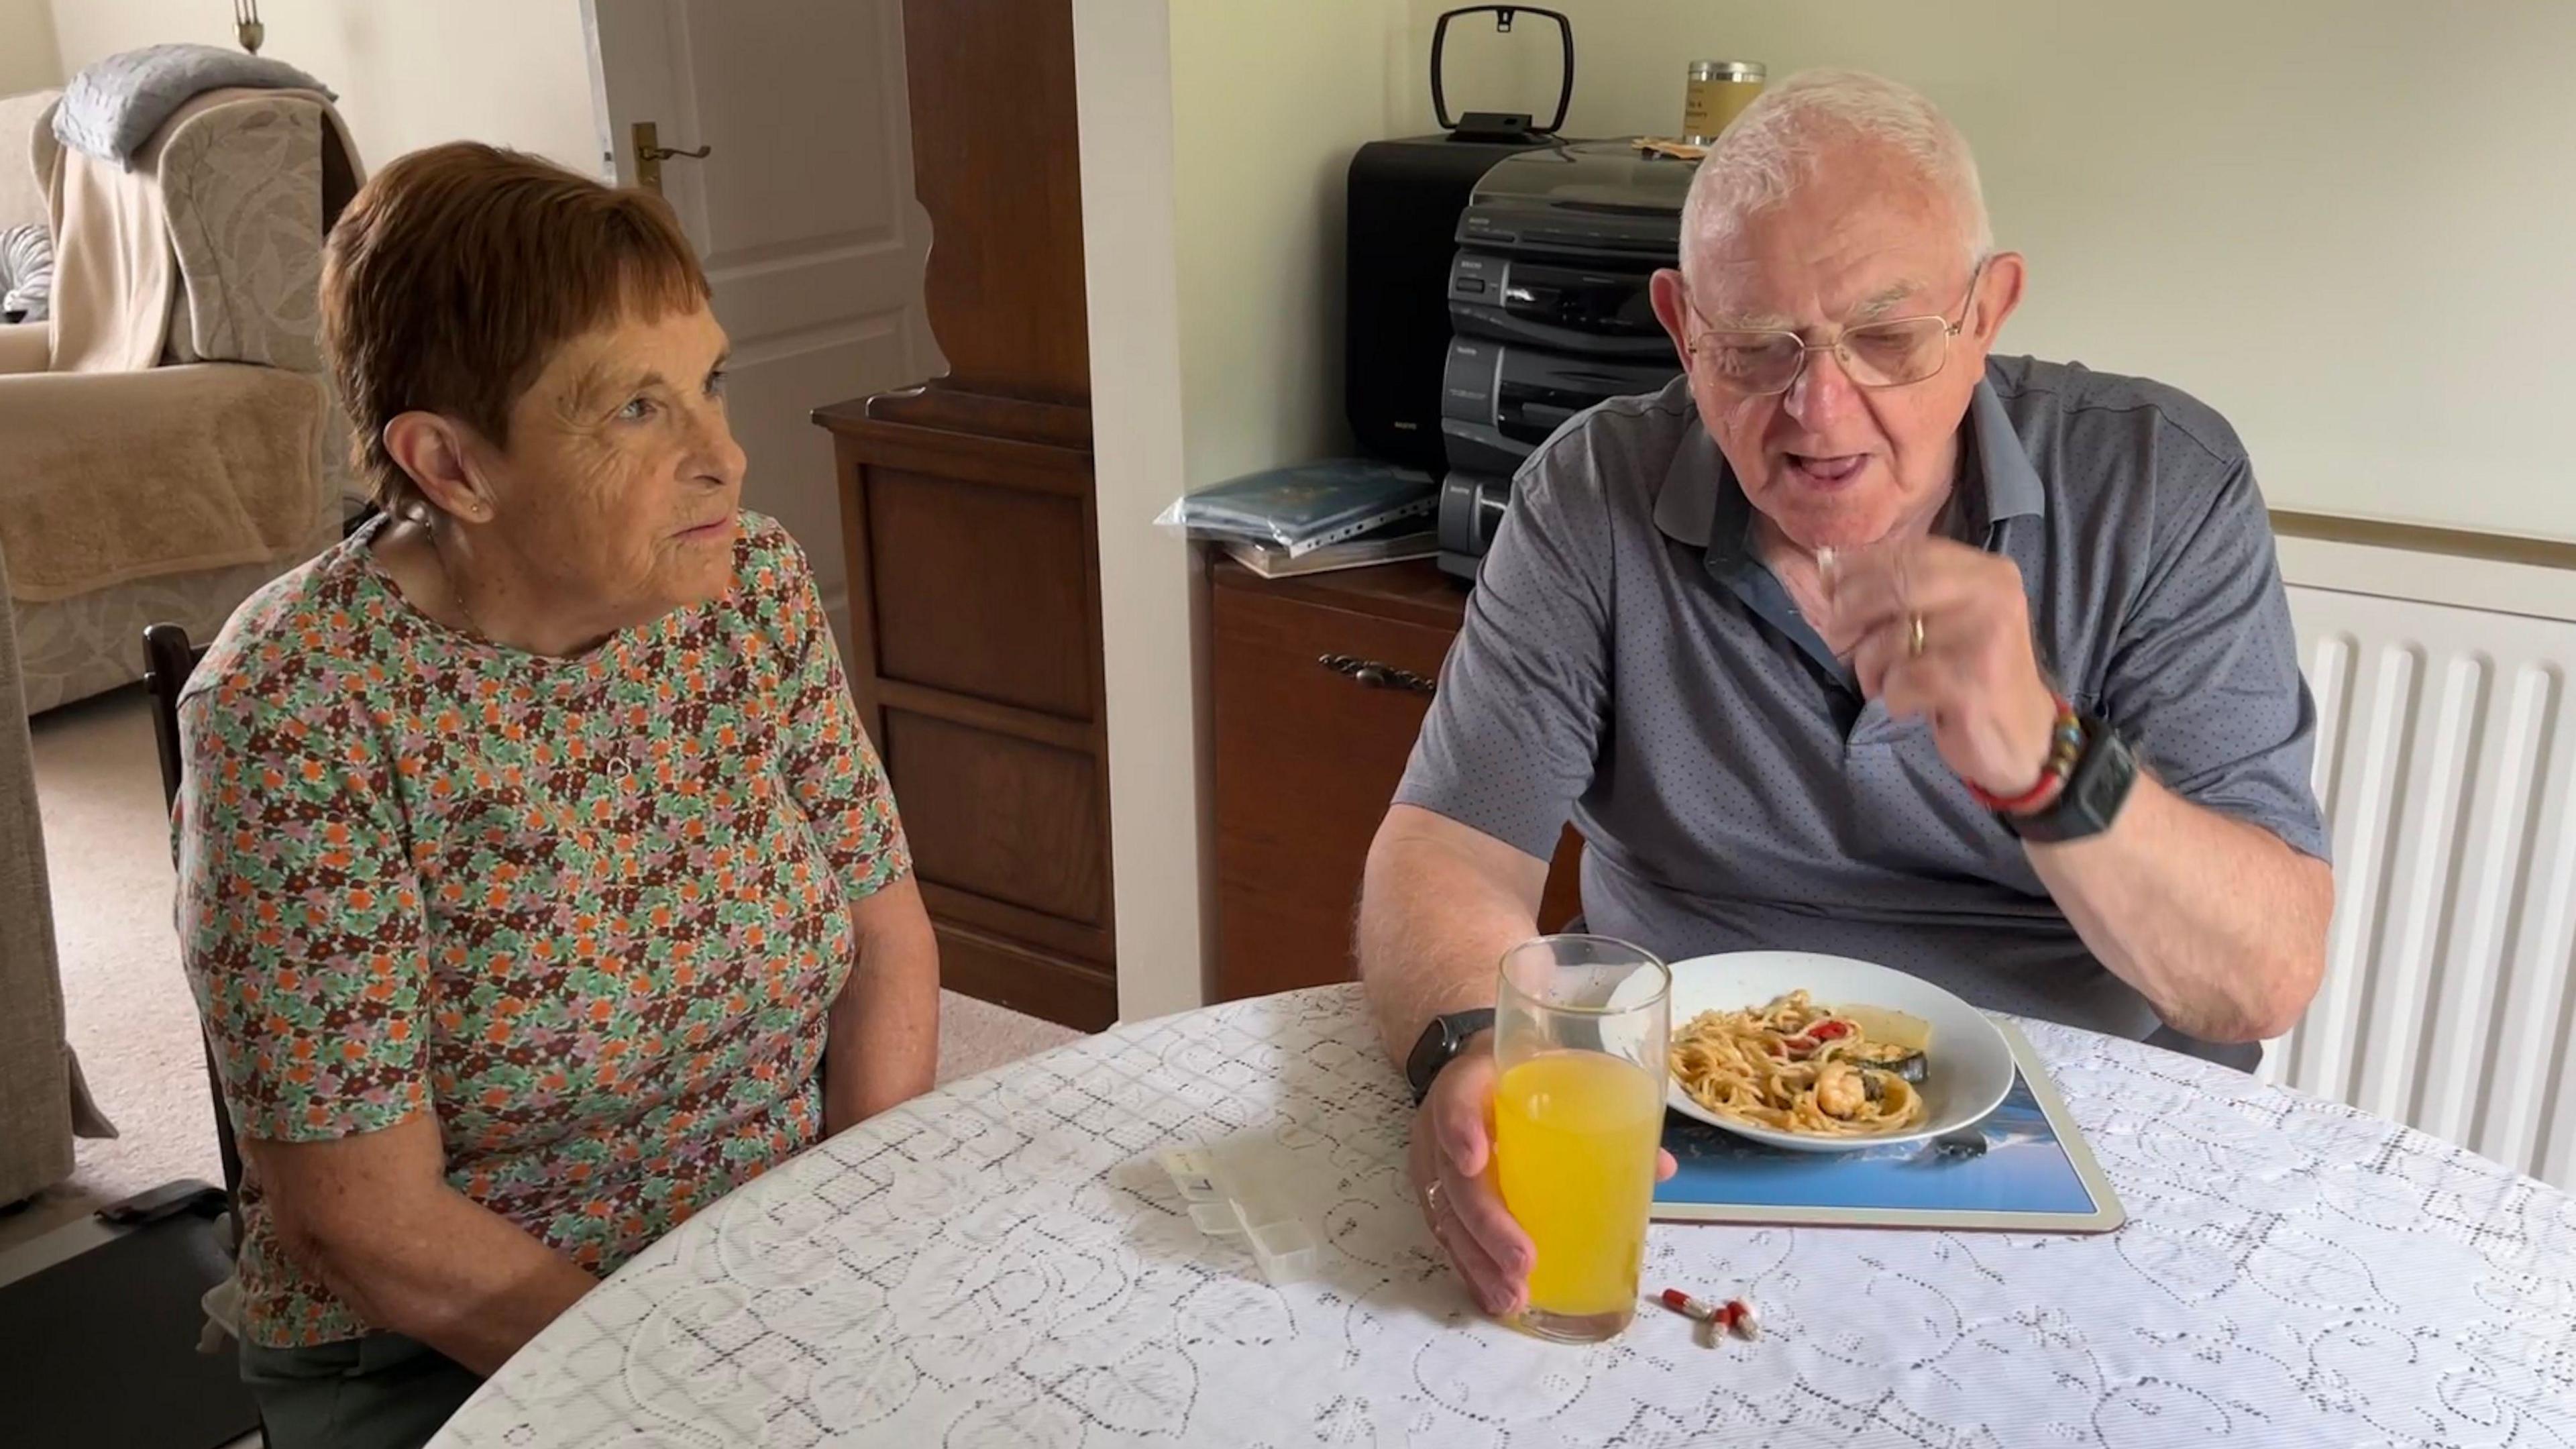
[{"x1": 1348, "y1": 137, "x2": 1693, "y2": 576}]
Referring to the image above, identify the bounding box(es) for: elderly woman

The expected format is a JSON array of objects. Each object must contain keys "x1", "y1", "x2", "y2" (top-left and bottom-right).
[{"x1": 174, "y1": 142, "x2": 939, "y2": 1447}]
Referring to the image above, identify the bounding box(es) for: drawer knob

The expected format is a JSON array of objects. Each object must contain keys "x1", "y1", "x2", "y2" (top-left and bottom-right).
[{"x1": 1318, "y1": 653, "x2": 1436, "y2": 695}]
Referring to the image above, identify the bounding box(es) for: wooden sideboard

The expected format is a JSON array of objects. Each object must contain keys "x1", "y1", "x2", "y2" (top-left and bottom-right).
[
  {"x1": 814, "y1": 0, "x2": 1115, "y2": 1031},
  {"x1": 1210, "y1": 557, "x2": 1582, "y2": 1002}
]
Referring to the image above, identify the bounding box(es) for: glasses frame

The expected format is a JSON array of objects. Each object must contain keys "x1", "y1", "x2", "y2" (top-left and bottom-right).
[{"x1": 1682, "y1": 256, "x2": 1990, "y2": 398}]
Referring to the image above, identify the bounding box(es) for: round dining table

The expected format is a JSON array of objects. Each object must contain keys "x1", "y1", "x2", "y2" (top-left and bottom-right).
[{"x1": 432, "y1": 984, "x2": 2575, "y2": 1448}]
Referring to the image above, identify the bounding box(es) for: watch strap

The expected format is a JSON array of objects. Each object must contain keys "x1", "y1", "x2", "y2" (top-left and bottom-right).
[
  {"x1": 1405, "y1": 1008, "x2": 1495, "y2": 1105},
  {"x1": 2002, "y1": 710, "x2": 2137, "y2": 844}
]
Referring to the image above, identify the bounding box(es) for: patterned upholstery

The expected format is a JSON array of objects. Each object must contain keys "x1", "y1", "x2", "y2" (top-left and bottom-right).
[
  {"x1": 160, "y1": 95, "x2": 334, "y2": 372},
  {"x1": 11, "y1": 531, "x2": 336, "y2": 716}
]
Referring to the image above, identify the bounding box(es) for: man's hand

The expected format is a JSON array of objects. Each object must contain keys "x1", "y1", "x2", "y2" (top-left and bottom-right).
[
  {"x1": 1822, "y1": 537, "x2": 2060, "y2": 797},
  {"x1": 1409, "y1": 1044, "x2": 1529, "y2": 1317},
  {"x1": 1409, "y1": 1038, "x2": 1676, "y2": 1317}
]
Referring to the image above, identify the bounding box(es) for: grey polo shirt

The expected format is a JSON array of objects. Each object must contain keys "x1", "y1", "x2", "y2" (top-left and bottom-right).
[{"x1": 1396, "y1": 356, "x2": 2327, "y2": 1040}]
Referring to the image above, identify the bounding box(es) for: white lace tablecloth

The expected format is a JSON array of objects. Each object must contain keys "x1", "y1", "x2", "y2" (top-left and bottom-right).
[{"x1": 433, "y1": 985, "x2": 2576, "y2": 1448}]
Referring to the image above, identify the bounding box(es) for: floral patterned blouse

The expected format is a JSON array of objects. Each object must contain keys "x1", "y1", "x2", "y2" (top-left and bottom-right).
[{"x1": 175, "y1": 512, "x2": 910, "y2": 1348}]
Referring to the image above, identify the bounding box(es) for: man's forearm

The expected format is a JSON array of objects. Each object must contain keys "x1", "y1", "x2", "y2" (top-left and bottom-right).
[
  {"x1": 2027, "y1": 774, "x2": 2331, "y2": 1042},
  {"x1": 1357, "y1": 805, "x2": 1549, "y2": 1061},
  {"x1": 826, "y1": 876, "x2": 941, "y2": 1133}
]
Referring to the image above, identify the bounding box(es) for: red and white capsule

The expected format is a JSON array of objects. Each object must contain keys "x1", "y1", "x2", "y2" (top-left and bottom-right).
[{"x1": 1657, "y1": 1287, "x2": 1760, "y2": 1341}]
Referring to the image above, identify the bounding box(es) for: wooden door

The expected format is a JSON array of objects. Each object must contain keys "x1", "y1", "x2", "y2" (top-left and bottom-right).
[{"x1": 586, "y1": 0, "x2": 936, "y2": 646}]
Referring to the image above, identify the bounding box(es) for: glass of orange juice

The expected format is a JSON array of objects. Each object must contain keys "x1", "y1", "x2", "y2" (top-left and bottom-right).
[{"x1": 1492, "y1": 934, "x2": 1671, "y2": 1343}]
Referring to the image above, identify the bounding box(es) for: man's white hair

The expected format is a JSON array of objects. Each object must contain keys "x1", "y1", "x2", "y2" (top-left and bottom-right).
[{"x1": 1682, "y1": 68, "x2": 1991, "y2": 272}]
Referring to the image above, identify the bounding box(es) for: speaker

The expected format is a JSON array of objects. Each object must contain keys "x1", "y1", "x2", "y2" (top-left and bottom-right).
[{"x1": 1344, "y1": 135, "x2": 1549, "y2": 472}]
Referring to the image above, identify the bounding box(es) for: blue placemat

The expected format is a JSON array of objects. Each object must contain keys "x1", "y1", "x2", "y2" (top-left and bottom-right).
[{"x1": 1652, "y1": 1021, "x2": 2123, "y2": 1230}]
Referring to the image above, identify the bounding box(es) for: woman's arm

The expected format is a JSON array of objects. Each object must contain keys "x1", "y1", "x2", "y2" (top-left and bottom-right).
[
  {"x1": 250, "y1": 1115, "x2": 596, "y2": 1377},
  {"x1": 824, "y1": 874, "x2": 939, "y2": 1133},
  {"x1": 753, "y1": 531, "x2": 938, "y2": 1132}
]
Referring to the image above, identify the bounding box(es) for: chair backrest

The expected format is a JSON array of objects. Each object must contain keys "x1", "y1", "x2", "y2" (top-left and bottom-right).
[
  {"x1": 140, "y1": 622, "x2": 244, "y2": 1203},
  {"x1": 142, "y1": 623, "x2": 199, "y2": 814}
]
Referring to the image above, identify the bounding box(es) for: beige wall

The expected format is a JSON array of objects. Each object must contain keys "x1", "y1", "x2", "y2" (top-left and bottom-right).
[
  {"x1": 1078, "y1": 0, "x2": 1415, "y2": 1019},
  {"x1": 48, "y1": 0, "x2": 602, "y2": 175},
  {"x1": 1411, "y1": 0, "x2": 2576, "y2": 543},
  {"x1": 1169, "y1": 0, "x2": 1412, "y2": 490},
  {"x1": 0, "y1": 0, "x2": 60, "y2": 95}
]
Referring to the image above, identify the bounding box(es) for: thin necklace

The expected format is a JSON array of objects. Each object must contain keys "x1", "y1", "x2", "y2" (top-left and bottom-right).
[{"x1": 428, "y1": 527, "x2": 492, "y2": 647}]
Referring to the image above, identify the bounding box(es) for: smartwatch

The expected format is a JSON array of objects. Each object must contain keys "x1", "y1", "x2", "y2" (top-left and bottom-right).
[
  {"x1": 1405, "y1": 1008, "x2": 1496, "y2": 1105},
  {"x1": 2002, "y1": 710, "x2": 2139, "y2": 844}
]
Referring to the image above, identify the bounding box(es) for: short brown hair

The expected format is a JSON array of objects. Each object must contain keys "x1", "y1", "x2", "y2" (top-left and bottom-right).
[{"x1": 320, "y1": 142, "x2": 711, "y2": 516}]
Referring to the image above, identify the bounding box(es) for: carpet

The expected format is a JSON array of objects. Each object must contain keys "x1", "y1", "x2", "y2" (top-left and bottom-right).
[{"x1": 1, "y1": 686, "x2": 1085, "y2": 1254}]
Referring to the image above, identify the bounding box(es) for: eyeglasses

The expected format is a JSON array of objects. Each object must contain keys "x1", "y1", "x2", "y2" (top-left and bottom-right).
[{"x1": 1682, "y1": 259, "x2": 1987, "y2": 396}]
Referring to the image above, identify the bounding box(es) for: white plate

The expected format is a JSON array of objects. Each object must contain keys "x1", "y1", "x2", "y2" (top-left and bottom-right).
[{"x1": 1654, "y1": 951, "x2": 2016, "y2": 1153}]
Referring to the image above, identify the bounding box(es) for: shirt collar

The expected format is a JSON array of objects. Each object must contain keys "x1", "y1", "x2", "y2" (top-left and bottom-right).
[{"x1": 1652, "y1": 374, "x2": 2047, "y2": 560}]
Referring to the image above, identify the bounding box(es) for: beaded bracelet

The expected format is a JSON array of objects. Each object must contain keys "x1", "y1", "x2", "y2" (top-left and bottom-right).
[{"x1": 1968, "y1": 695, "x2": 2084, "y2": 815}]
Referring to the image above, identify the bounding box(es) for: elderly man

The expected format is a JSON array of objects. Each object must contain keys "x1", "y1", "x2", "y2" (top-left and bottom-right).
[{"x1": 1358, "y1": 68, "x2": 2333, "y2": 1318}]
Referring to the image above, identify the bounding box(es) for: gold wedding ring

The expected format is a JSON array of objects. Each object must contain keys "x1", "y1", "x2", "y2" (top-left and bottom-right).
[{"x1": 1907, "y1": 613, "x2": 1927, "y2": 659}]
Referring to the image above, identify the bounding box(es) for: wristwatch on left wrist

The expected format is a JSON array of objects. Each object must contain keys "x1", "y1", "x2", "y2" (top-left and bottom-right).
[{"x1": 2001, "y1": 709, "x2": 2139, "y2": 844}]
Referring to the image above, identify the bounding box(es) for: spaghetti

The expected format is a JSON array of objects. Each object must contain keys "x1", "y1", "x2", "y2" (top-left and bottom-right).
[{"x1": 1670, "y1": 991, "x2": 1929, "y2": 1136}]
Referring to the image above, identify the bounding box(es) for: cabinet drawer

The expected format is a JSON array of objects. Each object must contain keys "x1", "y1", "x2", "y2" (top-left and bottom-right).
[{"x1": 1211, "y1": 574, "x2": 1580, "y2": 1001}]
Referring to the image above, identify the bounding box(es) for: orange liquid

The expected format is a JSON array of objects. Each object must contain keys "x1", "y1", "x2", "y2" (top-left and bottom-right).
[{"x1": 1493, "y1": 1051, "x2": 1664, "y2": 1322}]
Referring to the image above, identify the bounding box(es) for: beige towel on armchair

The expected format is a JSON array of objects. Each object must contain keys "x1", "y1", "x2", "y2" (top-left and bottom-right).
[
  {"x1": 45, "y1": 91, "x2": 192, "y2": 376},
  {"x1": 41, "y1": 128, "x2": 169, "y2": 372},
  {"x1": 0, "y1": 362, "x2": 327, "y2": 602}
]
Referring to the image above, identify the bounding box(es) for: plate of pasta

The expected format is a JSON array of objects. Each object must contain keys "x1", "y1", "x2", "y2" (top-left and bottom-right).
[{"x1": 1654, "y1": 951, "x2": 2017, "y2": 1152}]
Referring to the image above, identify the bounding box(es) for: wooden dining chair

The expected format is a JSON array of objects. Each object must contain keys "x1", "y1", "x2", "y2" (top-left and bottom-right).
[{"x1": 142, "y1": 622, "x2": 246, "y2": 1208}]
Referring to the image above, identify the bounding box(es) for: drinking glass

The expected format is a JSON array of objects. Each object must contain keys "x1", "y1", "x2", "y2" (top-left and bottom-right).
[{"x1": 1491, "y1": 934, "x2": 1671, "y2": 1342}]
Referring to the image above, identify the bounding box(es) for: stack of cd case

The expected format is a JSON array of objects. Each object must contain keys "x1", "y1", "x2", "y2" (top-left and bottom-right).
[{"x1": 1157, "y1": 458, "x2": 1437, "y2": 558}]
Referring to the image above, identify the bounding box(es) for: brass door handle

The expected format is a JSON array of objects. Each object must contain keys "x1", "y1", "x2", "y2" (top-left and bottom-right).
[
  {"x1": 631, "y1": 121, "x2": 711, "y2": 194},
  {"x1": 1318, "y1": 654, "x2": 1436, "y2": 695}
]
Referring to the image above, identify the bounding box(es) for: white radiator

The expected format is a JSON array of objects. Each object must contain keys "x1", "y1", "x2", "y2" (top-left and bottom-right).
[{"x1": 2272, "y1": 583, "x2": 2576, "y2": 1190}]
